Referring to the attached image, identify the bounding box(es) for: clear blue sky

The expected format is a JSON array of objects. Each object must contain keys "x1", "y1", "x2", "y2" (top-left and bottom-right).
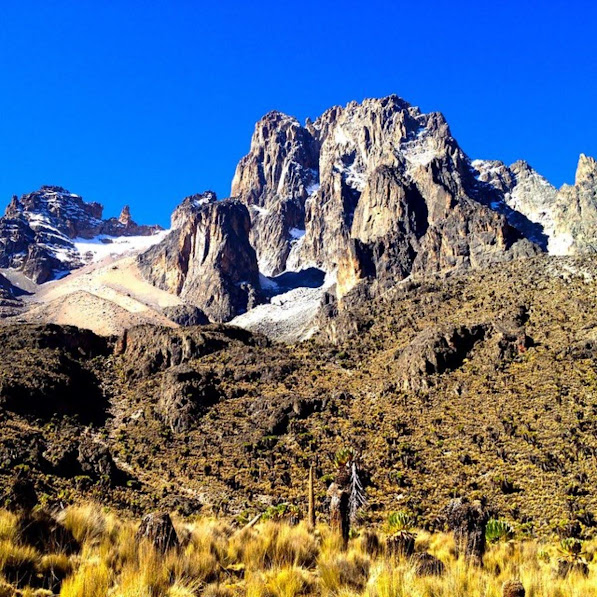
[{"x1": 0, "y1": 0, "x2": 595, "y2": 227}]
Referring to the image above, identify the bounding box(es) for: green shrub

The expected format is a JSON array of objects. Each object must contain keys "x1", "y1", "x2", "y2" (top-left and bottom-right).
[{"x1": 485, "y1": 518, "x2": 514, "y2": 543}]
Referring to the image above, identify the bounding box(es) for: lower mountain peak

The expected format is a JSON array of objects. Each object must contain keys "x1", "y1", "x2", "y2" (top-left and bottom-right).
[
  {"x1": 575, "y1": 153, "x2": 597, "y2": 187},
  {"x1": 0, "y1": 186, "x2": 163, "y2": 283}
]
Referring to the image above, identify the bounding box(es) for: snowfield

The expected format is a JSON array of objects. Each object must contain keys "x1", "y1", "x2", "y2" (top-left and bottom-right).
[{"x1": 73, "y1": 230, "x2": 170, "y2": 264}]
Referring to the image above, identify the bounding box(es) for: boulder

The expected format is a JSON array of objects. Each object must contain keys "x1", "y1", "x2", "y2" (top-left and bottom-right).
[
  {"x1": 556, "y1": 559, "x2": 589, "y2": 578},
  {"x1": 136, "y1": 512, "x2": 180, "y2": 553},
  {"x1": 502, "y1": 580, "x2": 525, "y2": 597},
  {"x1": 162, "y1": 304, "x2": 209, "y2": 326},
  {"x1": 157, "y1": 366, "x2": 222, "y2": 432}
]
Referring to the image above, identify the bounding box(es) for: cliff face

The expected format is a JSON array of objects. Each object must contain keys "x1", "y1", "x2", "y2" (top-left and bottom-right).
[
  {"x1": 550, "y1": 154, "x2": 597, "y2": 254},
  {"x1": 233, "y1": 96, "x2": 538, "y2": 297},
  {"x1": 137, "y1": 192, "x2": 261, "y2": 322}
]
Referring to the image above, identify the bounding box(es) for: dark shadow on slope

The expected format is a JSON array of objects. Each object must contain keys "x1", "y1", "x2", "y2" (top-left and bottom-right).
[{"x1": 261, "y1": 267, "x2": 326, "y2": 299}]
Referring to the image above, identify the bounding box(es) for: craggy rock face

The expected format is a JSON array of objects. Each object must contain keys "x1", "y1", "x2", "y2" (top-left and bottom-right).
[
  {"x1": 0, "y1": 186, "x2": 162, "y2": 283},
  {"x1": 231, "y1": 112, "x2": 319, "y2": 276},
  {"x1": 475, "y1": 153, "x2": 597, "y2": 256},
  {"x1": 137, "y1": 194, "x2": 261, "y2": 322},
  {"x1": 232, "y1": 95, "x2": 540, "y2": 295}
]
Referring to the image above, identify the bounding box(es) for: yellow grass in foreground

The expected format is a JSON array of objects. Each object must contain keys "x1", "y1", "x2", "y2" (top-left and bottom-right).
[{"x1": 0, "y1": 504, "x2": 596, "y2": 596}]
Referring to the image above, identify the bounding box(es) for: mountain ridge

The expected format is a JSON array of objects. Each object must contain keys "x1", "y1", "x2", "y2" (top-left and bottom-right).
[{"x1": 0, "y1": 95, "x2": 596, "y2": 339}]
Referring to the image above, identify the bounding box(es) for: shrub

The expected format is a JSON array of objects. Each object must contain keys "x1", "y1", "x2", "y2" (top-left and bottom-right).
[
  {"x1": 60, "y1": 504, "x2": 107, "y2": 545},
  {"x1": 485, "y1": 518, "x2": 514, "y2": 543}
]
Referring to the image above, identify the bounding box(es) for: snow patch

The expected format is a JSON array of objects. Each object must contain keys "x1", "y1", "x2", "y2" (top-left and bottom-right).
[
  {"x1": 289, "y1": 227, "x2": 305, "y2": 240},
  {"x1": 230, "y1": 270, "x2": 336, "y2": 343},
  {"x1": 74, "y1": 230, "x2": 170, "y2": 263},
  {"x1": 344, "y1": 163, "x2": 366, "y2": 192},
  {"x1": 250, "y1": 205, "x2": 270, "y2": 217},
  {"x1": 334, "y1": 126, "x2": 352, "y2": 146},
  {"x1": 400, "y1": 127, "x2": 440, "y2": 172},
  {"x1": 548, "y1": 232, "x2": 574, "y2": 256},
  {"x1": 259, "y1": 273, "x2": 279, "y2": 291},
  {"x1": 306, "y1": 182, "x2": 320, "y2": 195}
]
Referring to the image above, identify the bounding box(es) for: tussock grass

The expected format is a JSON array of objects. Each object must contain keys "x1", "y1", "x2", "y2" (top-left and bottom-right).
[
  {"x1": 59, "y1": 503, "x2": 109, "y2": 545},
  {"x1": 0, "y1": 503, "x2": 597, "y2": 595}
]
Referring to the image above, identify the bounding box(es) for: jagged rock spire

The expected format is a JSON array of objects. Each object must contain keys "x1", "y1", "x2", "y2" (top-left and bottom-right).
[{"x1": 575, "y1": 153, "x2": 597, "y2": 186}]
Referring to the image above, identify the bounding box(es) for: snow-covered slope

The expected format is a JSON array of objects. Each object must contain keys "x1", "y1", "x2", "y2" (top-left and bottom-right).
[{"x1": 73, "y1": 231, "x2": 170, "y2": 264}]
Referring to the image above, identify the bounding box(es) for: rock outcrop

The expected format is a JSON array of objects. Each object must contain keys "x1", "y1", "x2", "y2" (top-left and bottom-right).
[
  {"x1": 0, "y1": 186, "x2": 162, "y2": 283},
  {"x1": 115, "y1": 323, "x2": 268, "y2": 379},
  {"x1": 0, "y1": 324, "x2": 111, "y2": 422},
  {"x1": 395, "y1": 324, "x2": 488, "y2": 391},
  {"x1": 158, "y1": 365, "x2": 222, "y2": 432},
  {"x1": 161, "y1": 304, "x2": 209, "y2": 327},
  {"x1": 137, "y1": 192, "x2": 261, "y2": 322},
  {"x1": 136, "y1": 512, "x2": 180, "y2": 552}
]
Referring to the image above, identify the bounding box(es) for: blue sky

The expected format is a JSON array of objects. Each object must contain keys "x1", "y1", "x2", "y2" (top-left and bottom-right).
[{"x1": 0, "y1": 0, "x2": 595, "y2": 227}]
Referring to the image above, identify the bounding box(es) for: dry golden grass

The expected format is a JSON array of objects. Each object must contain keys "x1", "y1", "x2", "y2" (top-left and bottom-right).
[{"x1": 0, "y1": 503, "x2": 596, "y2": 596}]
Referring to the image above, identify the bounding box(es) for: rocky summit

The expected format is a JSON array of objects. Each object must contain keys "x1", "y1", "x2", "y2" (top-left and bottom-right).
[
  {"x1": 231, "y1": 95, "x2": 540, "y2": 300},
  {"x1": 1, "y1": 94, "x2": 597, "y2": 539}
]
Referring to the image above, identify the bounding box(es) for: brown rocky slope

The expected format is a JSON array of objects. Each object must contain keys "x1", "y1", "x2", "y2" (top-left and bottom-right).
[{"x1": 2, "y1": 254, "x2": 597, "y2": 537}]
